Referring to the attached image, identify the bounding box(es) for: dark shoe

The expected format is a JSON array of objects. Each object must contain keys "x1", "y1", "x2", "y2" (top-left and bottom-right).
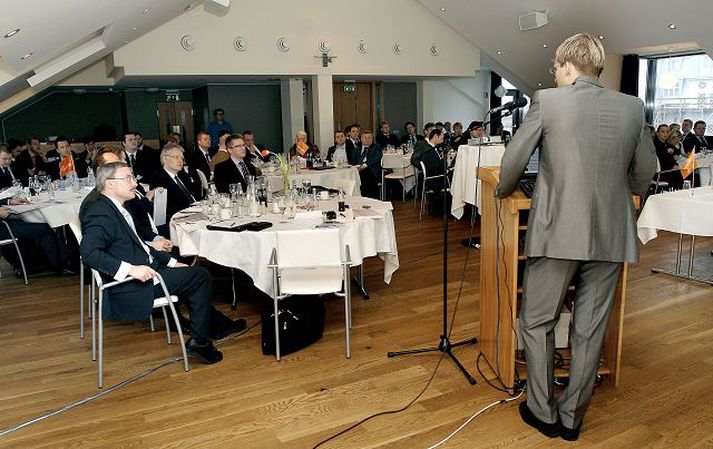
[
  {"x1": 209, "y1": 318, "x2": 247, "y2": 340},
  {"x1": 185, "y1": 338, "x2": 223, "y2": 364},
  {"x1": 560, "y1": 424, "x2": 581, "y2": 441},
  {"x1": 57, "y1": 267, "x2": 78, "y2": 277},
  {"x1": 519, "y1": 402, "x2": 561, "y2": 438}
]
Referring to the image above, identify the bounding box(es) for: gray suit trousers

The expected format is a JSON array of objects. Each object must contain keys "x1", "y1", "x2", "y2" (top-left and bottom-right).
[{"x1": 520, "y1": 257, "x2": 622, "y2": 429}]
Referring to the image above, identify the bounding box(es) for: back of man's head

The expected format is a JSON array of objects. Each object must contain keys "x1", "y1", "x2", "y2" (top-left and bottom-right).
[{"x1": 554, "y1": 32, "x2": 605, "y2": 77}]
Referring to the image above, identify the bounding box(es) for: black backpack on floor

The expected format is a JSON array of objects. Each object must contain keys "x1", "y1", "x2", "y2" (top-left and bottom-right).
[{"x1": 261, "y1": 295, "x2": 325, "y2": 356}]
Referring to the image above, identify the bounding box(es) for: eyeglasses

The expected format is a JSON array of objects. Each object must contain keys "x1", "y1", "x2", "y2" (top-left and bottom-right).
[
  {"x1": 165, "y1": 154, "x2": 185, "y2": 160},
  {"x1": 228, "y1": 144, "x2": 246, "y2": 149},
  {"x1": 108, "y1": 175, "x2": 137, "y2": 183}
]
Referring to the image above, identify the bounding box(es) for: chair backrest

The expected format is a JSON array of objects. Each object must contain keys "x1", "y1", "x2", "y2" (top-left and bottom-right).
[
  {"x1": 195, "y1": 169, "x2": 209, "y2": 192},
  {"x1": 276, "y1": 229, "x2": 341, "y2": 268},
  {"x1": 332, "y1": 178, "x2": 356, "y2": 196},
  {"x1": 0, "y1": 221, "x2": 16, "y2": 245},
  {"x1": 67, "y1": 216, "x2": 82, "y2": 244},
  {"x1": 381, "y1": 154, "x2": 409, "y2": 170}
]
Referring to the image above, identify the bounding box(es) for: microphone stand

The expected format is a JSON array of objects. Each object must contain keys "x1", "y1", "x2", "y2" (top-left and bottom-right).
[{"x1": 387, "y1": 142, "x2": 478, "y2": 385}]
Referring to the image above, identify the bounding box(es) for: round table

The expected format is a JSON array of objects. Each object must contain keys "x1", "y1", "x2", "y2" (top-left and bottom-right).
[
  {"x1": 170, "y1": 196, "x2": 399, "y2": 295},
  {"x1": 7, "y1": 189, "x2": 91, "y2": 227}
]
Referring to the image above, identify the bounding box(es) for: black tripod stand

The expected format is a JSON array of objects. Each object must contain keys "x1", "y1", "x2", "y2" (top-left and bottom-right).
[{"x1": 387, "y1": 145, "x2": 478, "y2": 385}]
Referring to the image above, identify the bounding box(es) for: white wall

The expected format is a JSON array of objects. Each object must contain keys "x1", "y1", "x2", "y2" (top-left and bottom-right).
[
  {"x1": 600, "y1": 53, "x2": 623, "y2": 91},
  {"x1": 421, "y1": 71, "x2": 490, "y2": 128},
  {"x1": 113, "y1": 0, "x2": 479, "y2": 78}
]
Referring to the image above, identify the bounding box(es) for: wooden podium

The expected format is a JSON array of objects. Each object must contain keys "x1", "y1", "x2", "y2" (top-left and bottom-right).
[{"x1": 477, "y1": 167, "x2": 626, "y2": 388}]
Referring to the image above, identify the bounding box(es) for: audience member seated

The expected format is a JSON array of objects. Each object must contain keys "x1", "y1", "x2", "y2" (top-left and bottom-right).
[
  {"x1": 123, "y1": 131, "x2": 159, "y2": 181},
  {"x1": 681, "y1": 118, "x2": 693, "y2": 140},
  {"x1": 420, "y1": 129, "x2": 450, "y2": 191},
  {"x1": 454, "y1": 121, "x2": 485, "y2": 148},
  {"x1": 354, "y1": 130, "x2": 382, "y2": 198},
  {"x1": 13, "y1": 137, "x2": 46, "y2": 186},
  {"x1": 345, "y1": 124, "x2": 362, "y2": 165},
  {"x1": 683, "y1": 120, "x2": 710, "y2": 154},
  {"x1": 0, "y1": 196, "x2": 73, "y2": 276},
  {"x1": 80, "y1": 162, "x2": 223, "y2": 364},
  {"x1": 213, "y1": 134, "x2": 257, "y2": 193},
  {"x1": 187, "y1": 131, "x2": 213, "y2": 181},
  {"x1": 410, "y1": 123, "x2": 435, "y2": 168},
  {"x1": 243, "y1": 130, "x2": 274, "y2": 163},
  {"x1": 375, "y1": 121, "x2": 401, "y2": 148},
  {"x1": 326, "y1": 130, "x2": 348, "y2": 162},
  {"x1": 50, "y1": 136, "x2": 88, "y2": 179},
  {"x1": 149, "y1": 144, "x2": 203, "y2": 236},
  {"x1": 667, "y1": 128, "x2": 685, "y2": 157},
  {"x1": 288, "y1": 130, "x2": 320, "y2": 162},
  {"x1": 210, "y1": 130, "x2": 232, "y2": 171},
  {"x1": 0, "y1": 147, "x2": 20, "y2": 189},
  {"x1": 400, "y1": 121, "x2": 423, "y2": 148},
  {"x1": 449, "y1": 122, "x2": 463, "y2": 149},
  {"x1": 653, "y1": 124, "x2": 684, "y2": 190}
]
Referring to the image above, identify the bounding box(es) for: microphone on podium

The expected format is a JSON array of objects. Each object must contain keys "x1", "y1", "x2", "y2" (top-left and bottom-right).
[{"x1": 489, "y1": 97, "x2": 528, "y2": 115}]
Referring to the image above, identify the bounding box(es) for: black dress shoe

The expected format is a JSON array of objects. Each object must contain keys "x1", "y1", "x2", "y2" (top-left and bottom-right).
[
  {"x1": 560, "y1": 424, "x2": 581, "y2": 441},
  {"x1": 185, "y1": 338, "x2": 223, "y2": 364},
  {"x1": 209, "y1": 318, "x2": 247, "y2": 340},
  {"x1": 519, "y1": 402, "x2": 561, "y2": 438}
]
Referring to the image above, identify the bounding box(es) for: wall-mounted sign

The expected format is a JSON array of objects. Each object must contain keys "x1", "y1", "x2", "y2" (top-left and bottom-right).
[
  {"x1": 343, "y1": 84, "x2": 356, "y2": 93},
  {"x1": 165, "y1": 90, "x2": 180, "y2": 101}
]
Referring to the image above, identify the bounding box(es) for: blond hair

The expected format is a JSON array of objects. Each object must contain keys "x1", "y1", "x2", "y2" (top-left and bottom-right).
[{"x1": 554, "y1": 32, "x2": 605, "y2": 77}]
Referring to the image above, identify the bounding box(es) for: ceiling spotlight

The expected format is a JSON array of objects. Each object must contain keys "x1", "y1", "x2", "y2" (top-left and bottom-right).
[
  {"x1": 143, "y1": 8, "x2": 151, "y2": 14},
  {"x1": 4, "y1": 28, "x2": 20, "y2": 38},
  {"x1": 20, "y1": 52, "x2": 32, "y2": 60},
  {"x1": 132, "y1": 27, "x2": 139, "y2": 32},
  {"x1": 496, "y1": 50, "x2": 503, "y2": 55},
  {"x1": 440, "y1": 7, "x2": 446, "y2": 12},
  {"x1": 668, "y1": 23, "x2": 676, "y2": 30},
  {"x1": 537, "y1": 82, "x2": 543, "y2": 87},
  {"x1": 542, "y1": 44, "x2": 548, "y2": 48},
  {"x1": 124, "y1": 40, "x2": 129, "y2": 44},
  {"x1": 598, "y1": 35, "x2": 605, "y2": 40}
]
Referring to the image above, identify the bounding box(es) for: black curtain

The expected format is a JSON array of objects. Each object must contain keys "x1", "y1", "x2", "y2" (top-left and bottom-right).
[
  {"x1": 489, "y1": 72, "x2": 502, "y2": 136},
  {"x1": 620, "y1": 54, "x2": 639, "y2": 96}
]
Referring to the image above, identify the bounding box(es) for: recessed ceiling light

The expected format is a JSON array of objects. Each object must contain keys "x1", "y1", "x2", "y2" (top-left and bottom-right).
[
  {"x1": 668, "y1": 23, "x2": 676, "y2": 30},
  {"x1": 542, "y1": 44, "x2": 548, "y2": 48},
  {"x1": 496, "y1": 50, "x2": 503, "y2": 55},
  {"x1": 537, "y1": 82, "x2": 543, "y2": 87},
  {"x1": 143, "y1": 8, "x2": 151, "y2": 14},
  {"x1": 598, "y1": 35, "x2": 605, "y2": 40},
  {"x1": 132, "y1": 27, "x2": 139, "y2": 32},
  {"x1": 4, "y1": 28, "x2": 20, "y2": 38},
  {"x1": 20, "y1": 52, "x2": 32, "y2": 60},
  {"x1": 124, "y1": 40, "x2": 129, "y2": 44},
  {"x1": 440, "y1": 7, "x2": 446, "y2": 12}
]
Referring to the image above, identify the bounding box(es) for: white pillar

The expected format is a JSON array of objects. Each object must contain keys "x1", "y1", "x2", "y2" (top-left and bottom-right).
[
  {"x1": 311, "y1": 72, "x2": 334, "y2": 155},
  {"x1": 280, "y1": 78, "x2": 304, "y2": 153}
]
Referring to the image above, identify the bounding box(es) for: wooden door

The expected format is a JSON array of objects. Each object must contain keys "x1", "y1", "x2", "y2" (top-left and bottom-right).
[
  {"x1": 333, "y1": 82, "x2": 375, "y2": 133},
  {"x1": 156, "y1": 101, "x2": 194, "y2": 147}
]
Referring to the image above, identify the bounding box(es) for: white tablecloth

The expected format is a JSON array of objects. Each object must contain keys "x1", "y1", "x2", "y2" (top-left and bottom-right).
[
  {"x1": 450, "y1": 144, "x2": 506, "y2": 219},
  {"x1": 8, "y1": 189, "x2": 91, "y2": 227},
  {"x1": 170, "y1": 196, "x2": 399, "y2": 295},
  {"x1": 264, "y1": 167, "x2": 361, "y2": 196},
  {"x1": 381, "y1": 153, "x2": 416, "y2": 193},
  {"x1": 637, "y1": 186, "x2": 713, "y2": 244}
]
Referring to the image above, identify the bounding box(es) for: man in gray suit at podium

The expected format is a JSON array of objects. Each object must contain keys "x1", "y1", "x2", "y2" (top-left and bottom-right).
[{"x1": 497, "y1": 33, "x2": 656, "y2": 441}]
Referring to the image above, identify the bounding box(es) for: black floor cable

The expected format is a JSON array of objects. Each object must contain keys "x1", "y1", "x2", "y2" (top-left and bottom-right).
[
  {"x1": 0, "y1": 319, "x2": 261, "y2": 439},
  {"x1": 313, "y1": 204, "x2": 480, "y2": 449}
]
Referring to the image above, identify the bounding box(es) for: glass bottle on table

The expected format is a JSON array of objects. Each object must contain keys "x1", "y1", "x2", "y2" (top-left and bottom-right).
[{"x1": 338, "y1": 188, "x2": 345, "y2": 212}]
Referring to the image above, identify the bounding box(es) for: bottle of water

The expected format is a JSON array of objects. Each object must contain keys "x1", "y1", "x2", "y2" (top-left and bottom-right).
[{"x1": 87, "y1": 170, "x2": 96, "y2": 187}]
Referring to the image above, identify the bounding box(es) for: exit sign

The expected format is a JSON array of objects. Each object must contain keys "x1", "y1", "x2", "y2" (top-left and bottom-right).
[{"x1": 165, "y1": 90, "x2": 180, "y2": 101}]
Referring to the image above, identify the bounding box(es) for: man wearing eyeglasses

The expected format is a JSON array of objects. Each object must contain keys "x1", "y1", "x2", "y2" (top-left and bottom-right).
[
  {"x1": 149, "y1": 144, "x2": 203, "y2": 236},
  {"x1": 213, "y1": 134, "x2": 257, "y2": 194},
  {"x1": 80, "y1": 162, "x2": 222, "y2": 363}
]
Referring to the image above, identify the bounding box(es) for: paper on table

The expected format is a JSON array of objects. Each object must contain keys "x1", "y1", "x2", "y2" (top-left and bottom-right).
[
  {"x1": 0, "y1": 186, "x2": 21, "y2": 201},
  {"x1": 5, "y1": 204, "x2": 43, "y2": 214},
  {"x1": 153, "y1": 188, "x2": 167, "y2": 226}
]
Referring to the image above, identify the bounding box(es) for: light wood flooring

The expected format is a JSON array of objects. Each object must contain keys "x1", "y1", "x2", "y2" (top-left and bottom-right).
[{"x1": 0, "y1": 200, "x2": 712, "y2": 448}]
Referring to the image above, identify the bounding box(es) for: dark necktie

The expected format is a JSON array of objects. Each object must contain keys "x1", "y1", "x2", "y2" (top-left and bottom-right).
[
  {"x1": 2, "y1": 166, "x2": 12, "y2": 181},
  {"x1": 238, "y1": 161, "x2": 250, "y2": 180},
  {"x1": 128, "y1": 153, "x2": 135, "y2": 167},
  {"x1": 361, "y1": 147, "x2": 368, "y2": 164},
  {"x1": 204, "y1": 152, "x2": 211, "y2": 165},
  {"x1": 174, "y1": 174, "x2": 196, "y2": 202}
]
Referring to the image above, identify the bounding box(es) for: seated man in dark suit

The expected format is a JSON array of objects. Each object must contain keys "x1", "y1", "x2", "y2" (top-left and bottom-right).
[
  {"x1": 213, "y1": 134, "x2": 257, "y2": 193},
  {"x1": 652, "y1": 124, "x2": 684, "y2": 190},
  {"x1": 375, "y1": 121, "x2": 401, "y2": 148},
  {"x1": 420, "y1": 129, "x2": 450, "y2": 191},
  {"x1": 51, "y1": 136, "x2": 88, "y2": 179},
  {"x1": 326, "y1": 130, "x2": 348, "y2": 162},
  {"x1": 81, "y1": 162, "x2": 222, "y2": 363},
  {"x1": 345, "y1": 124, "x2": 362, "y2": 165},
  {"x1": 410, "y1": 123, "x2": 435, "y2": 168},
  {"x1": 400, "y1": 121, "x2": 423, "y2": 148},
  {"x1": 186, "y1": 131, "x2": 212, "y2": 182},
  {"x1": 149, "y1": 144, "x2": 203, "y2": 236},
  {"x1": 12, "y1": 137, "x2": 47, "y2": 186},
  {"x1": 682, "y1": 120, "x2": 710, "y2": 154},
  {"x1": 123, "y1": 131, "x2": 160, "y2": 182},
  {"x1": 0, "y1": 146, "x2": 20, "y2": 189},
  {"x1": 354, "y1": 130, "x2": 383, "y2": 198},
  {"x1": 243, "y1": 130, "x2": 274, "y2": 163}
]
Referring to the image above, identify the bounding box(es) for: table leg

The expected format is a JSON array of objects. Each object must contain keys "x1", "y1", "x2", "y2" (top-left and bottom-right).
[
  {"x1": 352, "y1": 264, "x2": 370, "y2": 299},
  {"x1": 675, "y1": 233, "x2": 684, "y2": 274},
  {"x1": 652, "y1": 234, "x2": 713, "y2": 285},
  {"x1": 687, "y1": 235, "x2": 696, "y2": 277}
]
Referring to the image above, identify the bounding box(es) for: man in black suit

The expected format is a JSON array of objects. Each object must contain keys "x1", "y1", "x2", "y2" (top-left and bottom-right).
[
  {"x1": 410, "y1": 123, "x2": 436, "y2": 168},
  {"x1": 375, "y1": 121, "x2": 400, "y2": 148},
  {"x1": 355, "y1": 130, "x2": 383, "y2": 198},
  {"x1": 81, "y1": 162, "x2": 222, "y2": 363},
  {"x1": 12, "y1": 137, "x2": 46, "y2": 186},
  {"x1": 149, "y1": 144, "x2": 203, "y2": 236},
  {"x1": 683, "y1": 120, "x2": 710, "y2": 154},
  {"x1": 48, "y1": 136, "x2": 89, "y2": 179},
  {"x1": 326, "y1": 130, "x2": 348, "y2": 162},
  {"x1": 345, "y1": 124, "x2": 362, "y2": 165},
  {"x1": 400, "y1": 121, "x2": 423, "y2": 148},
  {"x1": 123, "y1": 131, "x2": 159, "y2": 181},
  {"x1": 0, "y1": 147, "x2": 20, "y2": 189},
  {"x1": 420, "y1": 129, "x2": 449, "y2": 191},
  {"x1": 187, "y1": 131, "x2": 212, "y2": 182},
  {"x1": 243, "y1": 130, "x2": 273, "y2": 163},
  {"x1": 213, "y1": 134, "x2": 257, "y2": 193}
]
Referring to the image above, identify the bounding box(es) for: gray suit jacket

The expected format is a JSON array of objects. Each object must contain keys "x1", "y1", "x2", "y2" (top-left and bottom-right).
[{"x1": 497, "y1": 76, "x2": 657, "y2": 263}]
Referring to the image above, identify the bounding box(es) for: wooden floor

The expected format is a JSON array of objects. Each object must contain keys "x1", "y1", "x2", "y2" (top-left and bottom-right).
[{"x1": 1, "y1": 200, "x2": 712, "y2": 448}]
